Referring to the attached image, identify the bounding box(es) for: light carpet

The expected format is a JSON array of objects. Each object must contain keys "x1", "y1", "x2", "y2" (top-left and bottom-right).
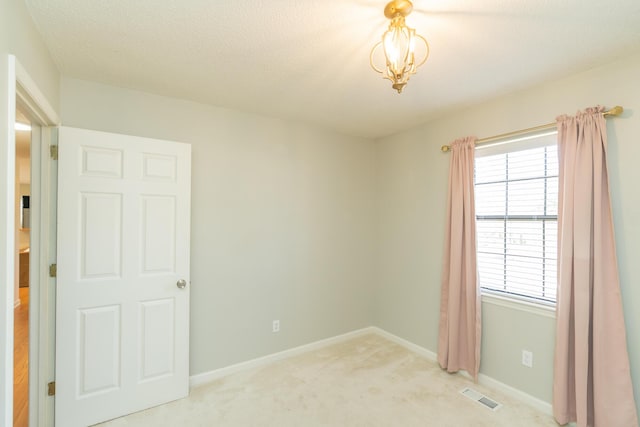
[{"x1": 98, "y1": 333, "x2": 558, "y2": 426}]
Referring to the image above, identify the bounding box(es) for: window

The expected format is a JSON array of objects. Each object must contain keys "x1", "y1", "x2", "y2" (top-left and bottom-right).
[{"x1": 474, "y1": 133, "x2": 558, "y2": 305}]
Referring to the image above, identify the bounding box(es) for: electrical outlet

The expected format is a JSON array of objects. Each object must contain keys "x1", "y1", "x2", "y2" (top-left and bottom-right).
[
  {"x1": 272, "y1": 320, "x2": 280, "y2": 333},
  {"x1": 522, "y1": 350, "x2": 533, "y2": 368}
]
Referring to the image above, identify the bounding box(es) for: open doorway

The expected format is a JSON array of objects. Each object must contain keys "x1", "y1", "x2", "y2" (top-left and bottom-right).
[
  {"x1": 14, "y1": 108, "x2": 31, "y2": 427},
  {"x1": 2, "y1": 56, "x2": 60, "y2": 427}
]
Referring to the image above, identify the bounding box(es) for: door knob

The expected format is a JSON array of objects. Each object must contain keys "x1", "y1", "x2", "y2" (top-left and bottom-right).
[{"x1": 176, "y1": 279, "x2": 187, "y2": 289}]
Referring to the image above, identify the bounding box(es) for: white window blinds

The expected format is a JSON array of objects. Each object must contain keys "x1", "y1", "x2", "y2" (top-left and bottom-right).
[{"x1": 474, "y1": 133, "x2": 558, "y2": 304}]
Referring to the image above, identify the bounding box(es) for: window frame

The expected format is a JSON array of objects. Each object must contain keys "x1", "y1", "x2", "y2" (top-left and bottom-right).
[{"x1": 474, "y1": 131, "x2": 559, "y2": 308}]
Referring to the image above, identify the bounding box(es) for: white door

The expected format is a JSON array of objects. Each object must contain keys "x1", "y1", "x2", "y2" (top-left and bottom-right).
[{"x1": 55, "y1": 127, "x2": 191, "y2": 426}]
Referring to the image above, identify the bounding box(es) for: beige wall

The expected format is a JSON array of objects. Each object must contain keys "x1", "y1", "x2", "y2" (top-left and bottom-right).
[
  {"x1": 375, "y1": 52, "x2": 640, "y2": 414},
  {"x1": 60, "y1": 77, "x2": 378, "y2": 374},
  {"x1": 5, "y1": 0, "x2": 60, "y2": 109}
]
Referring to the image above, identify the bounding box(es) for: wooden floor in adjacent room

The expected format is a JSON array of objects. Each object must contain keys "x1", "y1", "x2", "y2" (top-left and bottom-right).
[{"x1": 14, "y1": 287, "x2": 29, "y2": 427}]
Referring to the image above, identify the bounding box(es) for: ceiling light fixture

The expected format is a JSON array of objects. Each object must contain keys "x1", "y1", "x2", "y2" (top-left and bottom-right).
[
  {"x1": 15, "y1": 122, "x2": 31, "y2": 132},
  {"x1": 370, "y1": 0, "x2": 429, "y2": 94}
]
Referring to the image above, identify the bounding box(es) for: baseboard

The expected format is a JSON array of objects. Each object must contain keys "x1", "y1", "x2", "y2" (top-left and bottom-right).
[
  {"x1": 370, "y1": 326, "x2": 438, "y2": 362},
  {"x1": 189, "y1": 325, "x2": 553, "y2": 417},
  {"x1": 477, "y1": 372, "x2": 553, "y2": 416},
  {"x1": 189, "y1": 327, "x2": 376, "y2": 387},
  {"x1": 371, "y1": 327, "x2": 553, "y2": 417}
]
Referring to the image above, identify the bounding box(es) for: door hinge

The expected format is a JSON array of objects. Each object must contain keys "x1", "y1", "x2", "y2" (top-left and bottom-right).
[
  {"x1": 47, "y1": 381, "x2": 55, "y2": 396},
  {"x1": 49, "y1": 264, "x2": 57, "y2": 277},
  {"x1": 50, "y1": 145, "x2": 58, "y2": 160}
]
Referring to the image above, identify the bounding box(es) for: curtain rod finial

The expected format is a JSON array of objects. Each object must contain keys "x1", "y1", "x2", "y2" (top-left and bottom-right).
[
  {"x1": 606, "y1": 106, "x2": 623, "y2": 117},
  {"x1": 441, "y1": 145, "x2": 450, "y2": 152}
]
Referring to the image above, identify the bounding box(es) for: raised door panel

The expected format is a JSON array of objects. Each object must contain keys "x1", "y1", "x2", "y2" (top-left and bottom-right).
[
  {"x1": 140, "y1": 196, "x2": 176, "y2": 275},
  {"x1": 80, "y1": 192, "x2": 122, "y2": 280},
  {"x1": 77, "y1": 305, "x2": 121, "y2": 396},
  {"x1": 139, "y1": 299, "x2": 175, "y2": 382}
]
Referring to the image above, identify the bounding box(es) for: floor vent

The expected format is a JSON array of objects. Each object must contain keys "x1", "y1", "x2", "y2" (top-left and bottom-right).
[{"x1": 460, "y1": 387, "x2": 502, "y2": 411}]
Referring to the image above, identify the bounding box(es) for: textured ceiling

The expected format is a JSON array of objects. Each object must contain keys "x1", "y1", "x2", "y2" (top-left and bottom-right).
[{"x1": 25, "y1": 0, "x2": 640, "y2": 139}]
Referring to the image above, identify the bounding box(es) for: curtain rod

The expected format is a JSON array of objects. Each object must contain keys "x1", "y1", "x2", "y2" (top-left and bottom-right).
[{"x1": 440, "y1": 106, "x2": 624, "y2": 153}]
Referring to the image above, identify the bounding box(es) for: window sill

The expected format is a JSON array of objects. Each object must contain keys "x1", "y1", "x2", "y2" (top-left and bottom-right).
[{"x1": 481, "y1": 292, "x2": 556, "y2": 319}]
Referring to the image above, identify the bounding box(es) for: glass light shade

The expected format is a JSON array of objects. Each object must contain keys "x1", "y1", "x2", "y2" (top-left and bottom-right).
[
  {"x1": 382, "y1": 19, "x2": 413, "y2": 74},
  {"x1": 370, "y1": 4, "x2": 429, "y2": 93}
]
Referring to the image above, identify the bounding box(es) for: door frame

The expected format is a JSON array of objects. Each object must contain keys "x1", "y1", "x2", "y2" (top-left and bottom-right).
[{"x1": 3, "y1": 55, "x2": 60, "y2": 427}]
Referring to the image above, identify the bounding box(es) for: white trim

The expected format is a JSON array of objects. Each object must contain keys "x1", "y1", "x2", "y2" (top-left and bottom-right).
[
  {"x1": 11, "y1": 57, "x2": 59, "y2": 427},
  {"x1": 188, "y1": 326, "x2": 553, "y2": 418},
  {"x1": 482, "y1": 293, "x2": 556, "y2": 319},
  {"x1": 189, "y1": 327, "x2": 375, "y2": 387},
  {"x1": 369, "y1": 327, "x2": 437, "y2": 362},
  {"x1": 475, "y1": 130, "x2": 557, "y2": 157},
  {"x1": 29, "y1": 125, "x2": 44, "y2": 426},
  {"x1": 15, "y1": 61, "x2": 60, "y2": 126},
  {"x1": 1, "y1": 53, "x2": 18, "y2": 427},
  {"x1": 30, "y1": 125, "x2": 57, "y2": 427},
  {"x1": 454, "y1": 370, "x2": 553, "y2": 415},
  {"x1": 477, "y1": 372, "x2": 552, "y2": 416}
]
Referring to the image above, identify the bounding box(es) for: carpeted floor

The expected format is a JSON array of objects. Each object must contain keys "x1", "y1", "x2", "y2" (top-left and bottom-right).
[{"x1": 99, "y1": 333, "x2": 558, "y2": 426}]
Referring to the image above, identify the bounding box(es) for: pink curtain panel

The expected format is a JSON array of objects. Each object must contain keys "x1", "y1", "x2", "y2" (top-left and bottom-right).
[
  {"x1": 438, "y1": 136, "x2": 481, "y2": 381},
  {"x1": 553, "y1": 106, "x2": 638, "y2": 427}
]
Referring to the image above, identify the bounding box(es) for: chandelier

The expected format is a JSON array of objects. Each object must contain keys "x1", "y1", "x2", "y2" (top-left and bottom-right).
[{"x1": 370, "y1": 0, "x2": 429, "y2": 93}]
